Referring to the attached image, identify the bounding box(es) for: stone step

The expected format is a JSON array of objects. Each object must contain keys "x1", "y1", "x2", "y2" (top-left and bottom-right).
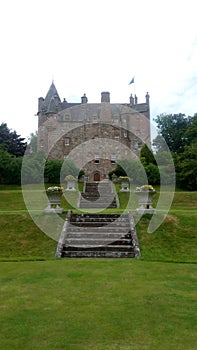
[
  {"x1": 79, "y1": 204, "x2": 117, "y2": 208},
  {"x1": 65, "y1": 239, "x2": 132, "y2": 245},
  {"x1": 70, "y1": 217, "x2": 129, "y2": 222},
  {"x1": 71, "y1": 214, "x2": 126, "y2": 220},
  {"x1": 66, "y1": 232, "x2": 131, "y2": 238},
  {"x1": 67, "y1": 229, "x2": 130, "y2": 239},
  {"x1": 80, "y1": 195, "x2": 115, "y2": 200},
  {"x1": 62, "y1": 251, "x2": 135, "y2": 258},
  {"x1": 68, "y1": 227, "x2": 130, "y2": 233},
  {"x1": 69, "y1": 220, "x2": 130, "y2": 225},
  {"x1": 66, "y1": 239, "x2": 132, "y2": 247}
]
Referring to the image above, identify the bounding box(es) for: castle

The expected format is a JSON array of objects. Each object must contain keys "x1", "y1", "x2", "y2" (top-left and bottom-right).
[{"x1": 37, "y1": 82, "x2": 150, "y2": 181}]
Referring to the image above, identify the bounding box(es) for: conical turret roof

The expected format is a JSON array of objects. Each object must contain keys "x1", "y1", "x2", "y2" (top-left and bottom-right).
[
  {"x1": 45, "y1": 81, "x2": 61, "y2": 105},
  {"x1": 43, "y1": 81, "x2": 61, "y2": 113}
]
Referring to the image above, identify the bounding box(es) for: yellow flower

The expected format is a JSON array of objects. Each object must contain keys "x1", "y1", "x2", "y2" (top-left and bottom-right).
[
  {"x1": 46, "y1": 186, "x2": 63, "y2": 193},
  {"x1": 136, "y1": 185, "x2": 155, "y2": 192}
]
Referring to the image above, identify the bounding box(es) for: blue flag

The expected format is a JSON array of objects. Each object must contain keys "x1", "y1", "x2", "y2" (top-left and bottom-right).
[{"x1": 129, "y1": 77, "x2": 134, "y2": 85}]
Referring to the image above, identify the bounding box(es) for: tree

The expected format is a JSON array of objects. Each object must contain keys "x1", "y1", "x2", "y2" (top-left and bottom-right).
[
  {"x1": 0, "y1": 122, "x2": 26, "y2": 156},
  {"x1": 27, "y1": 131, "x2": 38, "y2": 153},
  {"x1": 144, "y1": 163, "x2": 160, "y2": 185},
  {"x1": 184, "y1": 113, "x2": 197, "y2": 145},
  {"x1": 44, "y1": 159, "x2": 63, "y2": 183},
  {"x1": 140, "y1": 144, "x2": 156, "y2": 165},
  {"x1": 153, "y1": 113, "x2": 189, "y2": 153},
  {"x1": 110, "y1": 158, "x2": 147, "y2": 184},
  {"x1": 44, "y1": 158, "x2": 80, "y2": 184},
  {"x1": 21, "y1": 151, "x2": 46, "y2": 184},
  {"x1": 0, "y1": 146, "x2": 22, "y2": 184},
  {"x1": 175, "y1": 142, "x2": 197, "y2": 190},
  {"x1": 60, "y1": 158, "x2": 80, "y2": 181}
]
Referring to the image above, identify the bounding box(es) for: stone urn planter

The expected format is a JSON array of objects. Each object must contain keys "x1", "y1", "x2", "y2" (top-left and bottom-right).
[
  {"x1": 120, "y1": 176, "x2": 130, "y2": 192},
  {"x1": 65, "y1": 175, "x2": 77, "y2": 191},
  {"x1": 44, "y1": 186, "x2": 64, "y2": 214},
  {"x1": 135, "y1": 185, "x2": 156, "y2": 214}
]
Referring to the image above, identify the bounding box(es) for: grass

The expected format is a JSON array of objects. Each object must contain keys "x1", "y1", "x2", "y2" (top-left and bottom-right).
[
  {"x1": 0, "y1": 185, "x2": 197, "y2": 349},
  {"x1": 0, "y1": 259, "x2": 197, "y2": 350}
]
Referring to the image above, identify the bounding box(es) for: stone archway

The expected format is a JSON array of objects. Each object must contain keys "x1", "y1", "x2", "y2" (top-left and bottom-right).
[{"x1": 93, "y1": 172, "x2": 100, "y2": 181}]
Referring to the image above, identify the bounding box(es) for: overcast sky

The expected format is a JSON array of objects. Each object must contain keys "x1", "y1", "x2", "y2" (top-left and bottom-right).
[{"x1": 0, "y1": 0, "x2": 197, "y2": 141}]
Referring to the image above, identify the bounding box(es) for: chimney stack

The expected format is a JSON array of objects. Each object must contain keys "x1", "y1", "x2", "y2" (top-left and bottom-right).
[
  {"x1": 101, "y1": 91, "x2": 110, "y2": 103},
  {"x1": 81, "y1": 93, "x2": 88, "y2": 104}
]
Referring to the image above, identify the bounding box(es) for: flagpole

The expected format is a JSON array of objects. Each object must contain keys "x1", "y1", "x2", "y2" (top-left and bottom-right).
[{"x1": 129, "y1": 76, "x2": 135, "y2": 101}]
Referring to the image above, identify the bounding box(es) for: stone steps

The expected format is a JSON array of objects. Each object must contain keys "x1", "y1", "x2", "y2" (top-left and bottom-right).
[
  {"x1": 78, "y1": 181, "x2": 119, "y2": 209},
  {"x1": 56, "y1": 212, "x2": 141, "y2": 258}
]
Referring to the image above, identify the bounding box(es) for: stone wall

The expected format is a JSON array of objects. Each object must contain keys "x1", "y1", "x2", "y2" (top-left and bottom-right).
[{"x1": 37, "y1": 89, "x2": 150, "y2": 180}]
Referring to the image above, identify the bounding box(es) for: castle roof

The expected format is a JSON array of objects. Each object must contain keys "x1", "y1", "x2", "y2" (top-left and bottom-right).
[
  {"x1": 38, "y1": 84, "x2": 150, "y2": 118},
  {"x1": 44, "y1": 81, "x2": 61, "y2": 105},
  {"x1": 57, "y1": 103, "x2": 148, "y2": 123}
]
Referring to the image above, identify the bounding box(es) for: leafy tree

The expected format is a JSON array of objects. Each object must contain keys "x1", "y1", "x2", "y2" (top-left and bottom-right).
[
  {"x1": 152, "y1": 134, "x2": 169, "y2": 152},
  {"x1": 153, "y1": 113, "x2": 189, "y2": 153},
  {"x1": 27, "y1": 131, "x2": 38, "y2": 153},
  {"x1": 140, "y1": 144, "x2": 156, "y2": 165},
  {"x1": 0, "y1": 147, "x2": 12, "y2": 183},
  {"x1": 60, "y1": 158, "x2": 80, "y2": 181},
  {"x1": 175, "y1": 142, "x2": 197, "y2": 190},
  {"x1": 144, "y1": 163, "x2": 160, "y2": 185},
  {"x1": 44, "y1": 158, "x2": 80, "y2": 184},
  {"x1": 21, "y1": 151, "x2": 46, "y2": 184},
  {"x1": 184, "y1": 113, "x2": 197, "y2": 145},
  {"x1": 154, "y1": 150, "x2": 174, "y2": 165},
  {"x1": 44, "y1": 159, "x2": 63, "y2": 183},
  {"x1": 0, "y1": 122, "x2": 26, "y2": 156},
  {"x1": 110, "y1": 158, "x2": 147, "y2": 184},
  {"x1": 0, "y1": 146, "x2": 22, "y2": 184}
]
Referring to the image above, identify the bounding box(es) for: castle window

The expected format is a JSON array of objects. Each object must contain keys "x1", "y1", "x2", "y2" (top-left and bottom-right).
[
  {"x1": 95, "y1": 155, "x2": 100, "y2": 163},
  {"x1": 111, "y1": 154, "x2": 116, "y2": 164},
  {"x1": 65, "y1": 137, "x2": 70, "y2": 146},
  {"x1": 93, "y1": 116, "x2": 98, "y2": 123},
  {"x1": 114, "y1": 135, "x2": 120, "y2": 142},
  {"x1": 113, "y1": 117, "x2": 119, "y2": 124}
]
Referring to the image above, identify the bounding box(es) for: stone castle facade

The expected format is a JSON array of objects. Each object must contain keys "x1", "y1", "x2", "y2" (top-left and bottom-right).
[{"x1": 37, "y1": 82, "x2": 150, "y2": 181}]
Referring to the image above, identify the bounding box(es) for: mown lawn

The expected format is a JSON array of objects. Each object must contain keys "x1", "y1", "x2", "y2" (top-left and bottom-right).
[
  {"x1": 0, "y1": 259, "x2": 197, "y2": 350},
  {"x1": 0, "y1": 185, "x2": 197, "y2": 349}
]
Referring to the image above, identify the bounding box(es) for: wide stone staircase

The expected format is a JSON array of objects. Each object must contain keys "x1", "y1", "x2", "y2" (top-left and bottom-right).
[
  {"x1": 78, "y1": 181, "x2": 119, "y2": 209},
  {"x1": 56, "y1": 211, "x2": 140, "y2": 258}
]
